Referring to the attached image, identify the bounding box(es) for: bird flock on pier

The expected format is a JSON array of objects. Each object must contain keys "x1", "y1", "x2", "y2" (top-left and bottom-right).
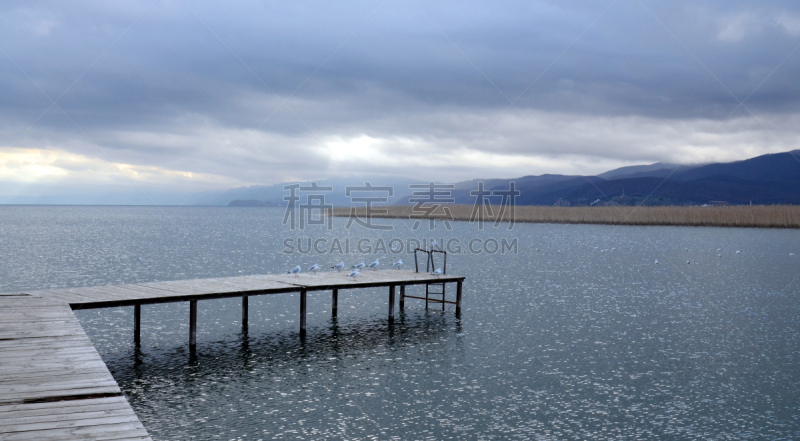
[{"x1": 287, "y1": 242, "x2": 442, "y2": 279}]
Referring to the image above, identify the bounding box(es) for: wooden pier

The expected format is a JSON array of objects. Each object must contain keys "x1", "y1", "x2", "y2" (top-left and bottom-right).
[
  {"x1": 0, "y1": 295, "x2": 152, "y2": 440},
  {"x1": 1, "y1": 269, "x2": 465, "y2": 440}
]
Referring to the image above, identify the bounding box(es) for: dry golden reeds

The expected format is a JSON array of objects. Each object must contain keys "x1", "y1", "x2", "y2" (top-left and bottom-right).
[{"x1": 332, "y1": 204, "x2": 800, "y2": 228}]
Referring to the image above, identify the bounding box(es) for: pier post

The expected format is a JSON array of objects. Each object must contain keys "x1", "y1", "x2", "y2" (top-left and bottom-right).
[
  {"x1": 456, "y1": 281, "x2": 463, "y2": 317},
  {"x1": 332, "y1": 289, "x2": 338, "y2": 318},
  {"x1": 388, "y1": 285, "x2": 395, "y2": 323},
  {"x1": 189, "y1": 300, "x2": 197, "y2": 347},
  {"x1": 242, "y1": 295, "x2": 249, "y2": 331},
  {"x1": 133, "y1": 304, "x2": 141, "y2": 346},
  {"x1": 399, "y1": 285, "x2": 405, "y2": 310},
  {"x1": 300, "y1": 289, "x2": 307, "y2": 337}
]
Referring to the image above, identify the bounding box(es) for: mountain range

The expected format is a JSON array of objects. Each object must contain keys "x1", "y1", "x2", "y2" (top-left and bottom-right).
[{"x1": 225, "y1": 150, "x2": 800, "y2": 207}]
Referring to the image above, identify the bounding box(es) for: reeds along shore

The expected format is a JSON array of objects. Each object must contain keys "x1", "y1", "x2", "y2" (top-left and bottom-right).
[{"x1": 332, "y1": 205, "x2": 800, "y2": 228}]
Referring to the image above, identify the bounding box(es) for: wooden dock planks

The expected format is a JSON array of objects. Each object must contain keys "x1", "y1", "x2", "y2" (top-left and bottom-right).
[
  {"x1": 0, "y1": 396, "x2": 152, "y2": 440},
  {"x1": 25, "y1": 270, "x2": 464, "y2": 308},
  {"x1": 4, "y1": 269, "x2": 464, "y2": 440},
  {"x1": 0, "y1": 296, "x2": 152, "y2": 440}
]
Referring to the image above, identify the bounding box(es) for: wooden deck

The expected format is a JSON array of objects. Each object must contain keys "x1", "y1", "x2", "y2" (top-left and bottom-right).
[
  {"x1": 24, "y1": 270, "x2": 464, "y2": 309},
  {"x1": 1, "y1": 269, "x2": 465, "y2": 440},
  {"x1": 0, "y1": 296, "x2": 152, "y2": 440}
]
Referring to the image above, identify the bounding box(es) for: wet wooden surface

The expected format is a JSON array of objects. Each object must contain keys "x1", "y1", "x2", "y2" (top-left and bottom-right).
[
  {"x1": 25, "y1": 270, "x2": 464, "y2": 309},
  {"x1": 0, "y1": 296, "x2": 152, "y2": 440},
  {"x1": 3, "y1": 269, "x2": 464, "y2": 440}
]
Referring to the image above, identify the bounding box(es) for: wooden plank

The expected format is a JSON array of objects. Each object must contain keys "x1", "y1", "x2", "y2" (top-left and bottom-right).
[
  {"x1": 0, "y1": 421, "x2": 151, "y2": 441},
  {"x1": 28, "y1": 289, "x2": 110, "y2": 304},
  {"x1": 0, "y1": 337, "x2": 93, "y2": 351},
  {"x1": 0, "y1": 396, "x2": 131, "y2": 414},
  {"x1": 0, "y1": 407, "x2": 143, "y2": 427},
  {"x1": 0, "y1": 296, "x2": 66, "y2": 308},
  {"x1": 269, "y1": 269, "x2": 464, "y2": 291},
  {"x1": 0, "y1": 298, "x2": 152, "y2": 440},
  {"x1": 26, "y1": 271, "x2": 463, "y2": 309}
]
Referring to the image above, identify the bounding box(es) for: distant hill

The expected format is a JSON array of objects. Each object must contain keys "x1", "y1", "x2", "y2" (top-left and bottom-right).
[
  {"x1": 214, "y1": 150, "x2": 800, "y2": 208},
  {"x1": 597, "y1": 162, "x2": 681, "y2": 180},
  {"x1": 672, "y1": 150, "x2": 800, "y2": 183},
  {"x1": 228, "y1": 199, "x2": 283, "y2": 207},
  {"x1": 443, "y1": 150, "x2": 800, "y2": 206}
]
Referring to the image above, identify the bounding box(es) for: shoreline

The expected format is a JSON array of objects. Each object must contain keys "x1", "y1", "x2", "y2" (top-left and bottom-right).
[{"x1": 332, "y1": 205, "x2": 800, "y2": 229}]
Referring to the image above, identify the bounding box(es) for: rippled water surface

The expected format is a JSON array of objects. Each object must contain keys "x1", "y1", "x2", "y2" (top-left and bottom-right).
[{"x1": 2, "y1": 206, "x2": 799, "y2": 440}]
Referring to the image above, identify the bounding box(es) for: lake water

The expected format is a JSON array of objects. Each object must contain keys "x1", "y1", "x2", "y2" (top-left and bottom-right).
[{"x1": 1, "y1": 206, "x2": 799, "y2": 440}]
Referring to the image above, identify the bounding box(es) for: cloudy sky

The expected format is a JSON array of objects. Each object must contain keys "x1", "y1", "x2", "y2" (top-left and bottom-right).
[{"x1": 1, "y1": 0, "x2": 799, "y2": 201}]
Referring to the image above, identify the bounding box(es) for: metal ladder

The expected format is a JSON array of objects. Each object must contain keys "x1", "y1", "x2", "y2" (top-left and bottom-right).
[{"x1": 414, "y1": 247, "x2": 447, "y2": 311}]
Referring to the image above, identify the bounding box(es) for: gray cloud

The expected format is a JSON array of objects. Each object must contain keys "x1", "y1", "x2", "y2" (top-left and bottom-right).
[{"x1": 1, "y1": 0, "x2": 800, "y2": 196}]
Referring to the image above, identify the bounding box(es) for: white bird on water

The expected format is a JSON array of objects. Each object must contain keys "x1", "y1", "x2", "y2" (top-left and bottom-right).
[
  {"x1": 348, "y1": 269, "x2": 360, "y2": 279},
  {"x1": 288, "y1": 265, "x2": 301, "y2": 275},
  {"x1": 352, "y1": 261, "x2": 366, "y2": 269},
  {"x1": 736, "y1": 250, "x2": 741, "y2": 254},
  {"x1": 308, "y1": 264, "x2": 320, "y2": 274},
  {"x1": 332, "y1": 262, "x2": 345, "y2": 272},
  {"x1": 431, "y1": 268, "x2": 443, "y2": 276},
  {"x1": 391, "y1": 259, "x2": 403, "y2": 269},
  {"x1": 654, "y1": 259, "x2": 658, "y2": 264},
  {"x1": 367, "y1": 258, "x2": 380, "y2": 271}
]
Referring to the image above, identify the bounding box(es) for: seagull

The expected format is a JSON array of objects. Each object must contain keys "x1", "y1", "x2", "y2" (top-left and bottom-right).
[
  {"x1": 348, "y1": 269, "x2": 360, "y2": 279},
  {"x1": 391, "y1": 259, "x2": 403, "y2": 269},
  {"x1": 687, "y1": 260, "x2": 690, "y2": 265},
  {"x1": 308, "y1": 264, "x2": 320, "y2": 274},
  {"x1": 367, "y1": 258, "x2": 380, "y2": 271},
  {"x1": 288, "y1": 265, "x2": 301, "y2": 275},
  {"x1": 736, "y1": 250, "x2": 741, "y2": 254},
  {"x1": 431, "y1": 268, "x2": 443, "y2": 276},
  {"x1": 718, "y1": 254, "x2": 722, "y2": 257},
  {"x1": 654, "y1": 259, "x2": 658, "y2": 264},
  {"x1": 332, "y1": 262, "x2": 345, "y2": 272},
  {"x1": 717, "y1": 248, "x2": 721, "y2": 252},
  {"x1": 352, "y1": 261, "x2": 366, "y2": 269}
]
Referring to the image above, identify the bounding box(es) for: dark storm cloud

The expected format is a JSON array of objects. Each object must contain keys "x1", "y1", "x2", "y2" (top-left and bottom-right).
[
  {"x1": 1, "y1": 0, "x2": 799, "y2": 190},
  {"x1": 3, "y1": 1, "x2": 798, "y2": 126}
]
